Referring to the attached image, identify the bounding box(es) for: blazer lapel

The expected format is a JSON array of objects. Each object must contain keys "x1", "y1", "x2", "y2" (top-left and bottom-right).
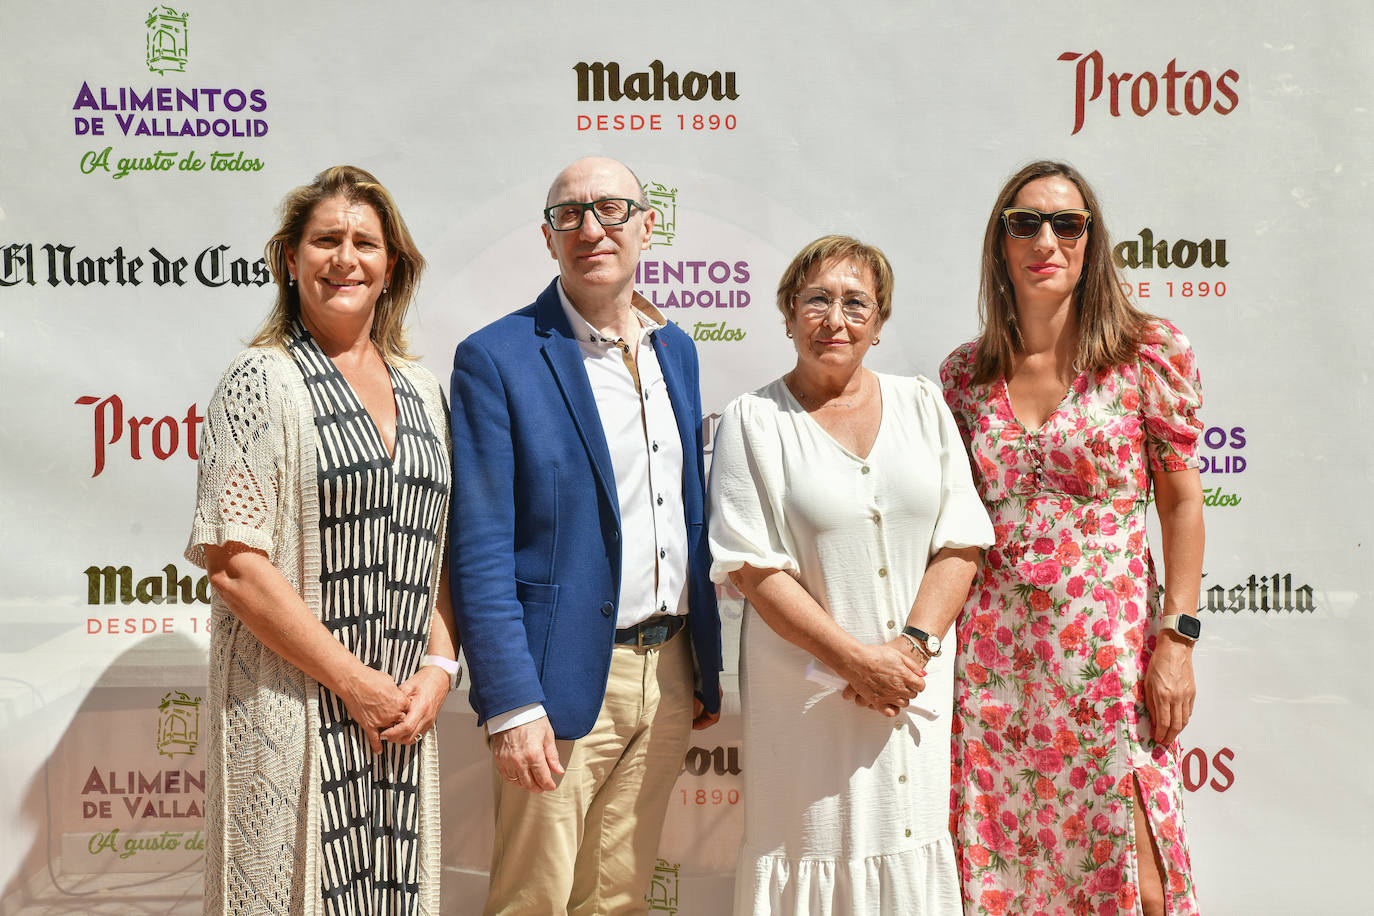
[
  {"x1": 653, "y1": 332, "x2": 697, "y2": 481},
  {"x1": 534, "y1": 283, "x2": 619, "y2": 515}
]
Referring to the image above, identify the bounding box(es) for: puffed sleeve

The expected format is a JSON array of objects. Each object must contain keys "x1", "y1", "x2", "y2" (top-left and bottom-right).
[
  {"x1": 918, "y1": 376, "x2": 995, "y2": 556},
  {"x1": 707, "y1": 393, "x2": 799, "y2": 582},
  {"x1": 1137, "y1": 320, "x2": 1203, "y2": 473},
  {"x1": 184, "y1": 350, "x2": 285, "y2": 567}
]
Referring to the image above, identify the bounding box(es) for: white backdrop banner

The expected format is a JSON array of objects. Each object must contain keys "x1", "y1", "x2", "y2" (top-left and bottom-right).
[{"x1": 2, "y1": 2, "x2": 1371, "y2": 913}]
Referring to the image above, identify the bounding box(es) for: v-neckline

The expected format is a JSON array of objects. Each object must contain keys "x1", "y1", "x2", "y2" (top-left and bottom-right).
[
  {"x1": 333, "y1": 361, "x2": 400, "y2": 463},
  {"x1": 295, "y1": 322, "x2": 401, "y2": 463},
  {"x1": 781, "y1": 374, "x2": 886, "y2": 462},
  {"x1": 998, "y1": 371, "x2": 1083, "y2": 436}
]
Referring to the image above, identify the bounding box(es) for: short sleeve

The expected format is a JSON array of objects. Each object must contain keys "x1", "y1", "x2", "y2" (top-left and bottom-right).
[
  {"x1": 1138, "y1": 320, "x2": 1203, "y2": 473},
  {"x1": 918, "y1": 377, "x2": 995, "y2": 556},
  {"x1": 939, "y1": 340, "x2": 980, "y2": 446},
  {"x1": 706, "y1": 395, "x2": 799, "y2": 582},
  {"x1": 184, "y1": 350, "x2": 285, "y2": 568}
]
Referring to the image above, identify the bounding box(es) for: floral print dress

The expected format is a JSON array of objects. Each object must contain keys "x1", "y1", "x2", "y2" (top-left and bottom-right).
[{"x1": 939, "y1": 321, "x2": 1202, "y2": 916}]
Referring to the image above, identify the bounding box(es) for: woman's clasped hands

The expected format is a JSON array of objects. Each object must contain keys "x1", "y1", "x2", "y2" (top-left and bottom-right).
[{"x1": 838, "y1": 637, "x2": 927, "y2": 717}]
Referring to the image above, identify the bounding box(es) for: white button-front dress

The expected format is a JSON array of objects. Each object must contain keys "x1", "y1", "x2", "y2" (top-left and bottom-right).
[{"x1": 708, "y1": 374, "x2": 994, "y2": 915}]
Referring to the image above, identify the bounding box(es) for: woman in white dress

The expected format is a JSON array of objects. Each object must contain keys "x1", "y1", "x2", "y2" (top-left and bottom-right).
[{"x1": 709, "y1": 235, "x2": 994, "y2": 915}]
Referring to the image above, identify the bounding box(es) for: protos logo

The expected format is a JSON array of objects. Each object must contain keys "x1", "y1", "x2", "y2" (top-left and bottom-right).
[
  {"x1": 76, "y1": 394, "x2": 203, "y2": 477},
  {"x1": 1058, "y1": 51, "x2": 1239, "y2": 135}
]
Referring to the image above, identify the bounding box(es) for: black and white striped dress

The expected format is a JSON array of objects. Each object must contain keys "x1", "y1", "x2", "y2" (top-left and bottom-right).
[{"x1": 288, "y1": 323, "x2": 449, "y2": 916}]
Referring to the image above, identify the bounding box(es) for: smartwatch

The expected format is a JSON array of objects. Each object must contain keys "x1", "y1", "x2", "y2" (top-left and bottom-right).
[
  {"x1": 1159, "y1": 614, "x2": 1201, "y2": 644},
  {"x1": 422, "y1": 654, "x2": 462, "y2": 690},
  {"x1": 901, "y1": 625, "x2": 942, "y2": 658}
]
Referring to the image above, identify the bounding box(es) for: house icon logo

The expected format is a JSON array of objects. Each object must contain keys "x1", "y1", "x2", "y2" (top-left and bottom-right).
[{"x1": 146, "y1": 6, "x2": 189, "y2": 75}]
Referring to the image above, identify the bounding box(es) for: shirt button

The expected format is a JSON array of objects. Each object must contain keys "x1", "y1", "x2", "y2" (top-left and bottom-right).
[
  {"x1": 898, "y1": 774, "x2": 907, "y2": 784},
  {"x1": 861, "y1": 466, "x2": 870, "y2": 475},
  {"x1": 878, "y1": 567, "x2": 888, "y2": 578},
  {"x1": 660, "y1": 602, "x2": 668, "y2": 613},
  {"x1": 872, "y1": 513, "x2": 881, "y2": 524},
  {"x1": 894, "y1": 722, "x2": 902, "y2": 730},
  {"x1": 659, "y1": 548, "x2": 666, "y2": 558},
  {"x1": 886, "y1": 620, "x2": 895, "y2": 630},
  {"x1": 904, "y1": 829, "x2": 912, "y2": 838},
  {"x1": 656, "y1": 495, "x2": 664, "y2": 505},
  {"x1": 600, "y1": 601, "x2": 614, "y2": 618},
  {"x1": 652, "y1": 441, "x2": 659, "y2": 452}
]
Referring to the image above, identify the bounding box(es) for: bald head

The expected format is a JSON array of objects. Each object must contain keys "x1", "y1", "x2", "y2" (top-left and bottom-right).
[{"x1": 545, "y1": 157, "x2": 647, "y2": 209}]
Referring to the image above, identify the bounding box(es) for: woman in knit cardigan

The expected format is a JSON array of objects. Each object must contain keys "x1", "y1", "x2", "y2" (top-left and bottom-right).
[{"x1": 186, "y1": 165, "x2": 458, "y2": 916}]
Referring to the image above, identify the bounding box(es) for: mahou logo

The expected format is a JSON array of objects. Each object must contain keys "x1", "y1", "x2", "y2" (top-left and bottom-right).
[
  {"x1": 1058, "y1": 51, "x2": 1239, "y2": 135},
  {"x1": 574, "y1": 61, "x2": 738, "y2": 102}
]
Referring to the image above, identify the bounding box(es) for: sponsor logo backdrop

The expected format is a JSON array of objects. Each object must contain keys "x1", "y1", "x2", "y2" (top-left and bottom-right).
[{"x1": 2, "y1": 2, "x2": 1369, "y2": 913}]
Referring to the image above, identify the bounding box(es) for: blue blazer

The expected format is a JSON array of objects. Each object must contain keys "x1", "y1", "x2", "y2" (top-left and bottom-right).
[{"x1": 449, "y1": 278, "x2": 723, "y2": 739}]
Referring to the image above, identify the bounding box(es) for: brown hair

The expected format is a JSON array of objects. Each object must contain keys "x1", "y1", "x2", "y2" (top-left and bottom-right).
[
  {"x1": 970, "y1": 160, "x2": 1152, "y2": 384},
  {"x1": 252, "y1": 165, "x2": 425, "y2": 362},
  {"x1": 775, "y1": 235, "x2": 895, "y2": 324}
]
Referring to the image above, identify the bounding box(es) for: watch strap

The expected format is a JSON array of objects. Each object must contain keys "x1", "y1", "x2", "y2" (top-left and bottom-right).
[
  {"x1": 422, "y1": 654, "x2": 461, "y2": 690},
  {"x1": 1160, "y1": 614, "x2": 1201, "y2": 643},
  {"x1": 900, "y1": 625, "x2": 941, "y2": 658}
]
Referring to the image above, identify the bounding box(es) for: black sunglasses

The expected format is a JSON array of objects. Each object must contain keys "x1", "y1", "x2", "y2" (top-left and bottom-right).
[{"x1": 1001, "y1": 208, "x2": 1092, "y2": 240}]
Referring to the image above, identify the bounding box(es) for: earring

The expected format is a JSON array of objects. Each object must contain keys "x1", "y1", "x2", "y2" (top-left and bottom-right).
[
  {"x1": 382, "y1": 283, "x2": 389, "y2": 294},
  {"x1": 786, "y1": 330, "x2": 793, "y2": 338},
  {"x1": 288, "y1": 275, "x2": 295, "y2": 286},
  {"x1": 872, "y1": 338, "x2": 880, "y2": 345}
]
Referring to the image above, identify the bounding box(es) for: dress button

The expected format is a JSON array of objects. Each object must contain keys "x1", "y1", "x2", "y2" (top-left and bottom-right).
[
  {"x1": 599, "y1": 601, "x2": 614, "y2": 618},
  {"x1": 878, "y1": 567, "x2": 888, "y2": 578},
  {"x1": 886, "y1": 620, "x2": 895, "y2": 630},
  {"x1": 904, "y1": 829, "x2": 912, "y2": 838},
  {"x1": 898, "y1": 775, "x2": 907, "y2": 784},
  {"x1": 861, "y1": 466, "x2": 870, "y2": 475}
]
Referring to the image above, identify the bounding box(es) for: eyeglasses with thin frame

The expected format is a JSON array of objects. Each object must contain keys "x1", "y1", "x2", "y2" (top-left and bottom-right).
[
  {"x1": 543, "y1": 198, "x2": 646, "y2": 231},
  {"x1": 1001, "y1": 207, "x2": 1092, "y2": 240},
  {"x1": 794, "y1": 288, "x2": 879, "y2": 324}
]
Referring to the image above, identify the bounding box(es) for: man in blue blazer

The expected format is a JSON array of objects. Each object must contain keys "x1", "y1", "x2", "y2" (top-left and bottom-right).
[{"x1": 449, "y1": 156, "x2": 722, "y2": 915}]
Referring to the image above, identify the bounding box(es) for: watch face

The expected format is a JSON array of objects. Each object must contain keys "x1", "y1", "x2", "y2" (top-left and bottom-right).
[
  {"x1": 925, "y1": 635, "x2": 941, "y2": 653},
  {"x1": 1177, "y1": 615, "x2": 1201, "y2": 639}
]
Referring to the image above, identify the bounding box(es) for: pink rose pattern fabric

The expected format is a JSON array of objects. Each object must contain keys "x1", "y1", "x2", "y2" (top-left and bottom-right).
[{"x1": 940, "y1": 321, "x2": 1202, "y2": 915}]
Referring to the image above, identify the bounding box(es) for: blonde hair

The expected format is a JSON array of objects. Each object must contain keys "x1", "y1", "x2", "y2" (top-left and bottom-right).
[
  {"x1": 775, "y1": 235, "x2": 895, "y2": 324},
  {"x1": 971, "y1": 160, "x2": 1152, "y2": 384},
  {"x1": 252, "y1": 165, "x2": 425, "y2": 362}
]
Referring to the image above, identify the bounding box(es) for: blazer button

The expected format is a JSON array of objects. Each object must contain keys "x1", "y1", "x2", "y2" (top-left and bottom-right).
[{"x1": 600, "y1": 601, "x2": 614, "y2": 618}]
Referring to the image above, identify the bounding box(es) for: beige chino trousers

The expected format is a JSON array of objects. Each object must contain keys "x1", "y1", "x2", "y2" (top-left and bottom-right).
[{"x1": 484, "y1": 628, "x2": 694, "y2": 915}]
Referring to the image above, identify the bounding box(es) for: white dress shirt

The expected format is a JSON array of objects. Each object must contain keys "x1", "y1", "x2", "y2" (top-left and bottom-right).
[{"x1": 487, "y1": 281, "x2": 689, "y2": 734}]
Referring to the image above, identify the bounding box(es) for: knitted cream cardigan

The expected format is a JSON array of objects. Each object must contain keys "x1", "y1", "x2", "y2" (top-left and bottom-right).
[{"x1": 186, "y1": 346, "x2": 448, "y2": 915}]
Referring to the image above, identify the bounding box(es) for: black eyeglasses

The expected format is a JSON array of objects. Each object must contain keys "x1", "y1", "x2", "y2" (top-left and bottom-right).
[
  {"x1": 1001, "y1": 208, "x2": 1092, "y2": 240},
  {"x1": 543, "y1": 198, "x2": 646, "y2": 231}
]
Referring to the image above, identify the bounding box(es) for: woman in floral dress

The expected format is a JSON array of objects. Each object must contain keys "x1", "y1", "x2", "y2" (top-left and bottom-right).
[{"x1": 940, "y1": 161, "x2": 1205, "y2": 916}]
